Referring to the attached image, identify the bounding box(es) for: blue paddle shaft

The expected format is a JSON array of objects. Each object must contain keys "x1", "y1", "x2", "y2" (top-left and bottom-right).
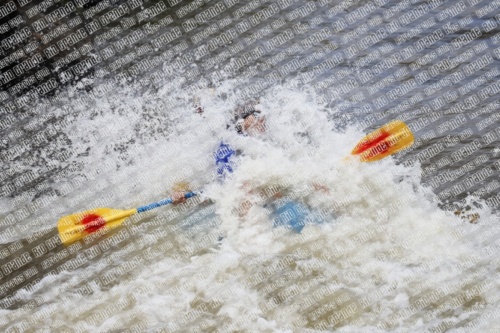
[{"x1": 137, "y1": 191, "x2": 198, "y2": 213}]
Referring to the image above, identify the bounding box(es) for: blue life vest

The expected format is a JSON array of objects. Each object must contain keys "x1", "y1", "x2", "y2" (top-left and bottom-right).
[
  {"x1": 215, "y1": 142, "x2": 236, "y2": 177},
  {"x1": 271, "y1": 201, "x2": 309, "y2": 233},
  {"x1": 271, "y1": 201, "x2": 327, "y2": 233}
]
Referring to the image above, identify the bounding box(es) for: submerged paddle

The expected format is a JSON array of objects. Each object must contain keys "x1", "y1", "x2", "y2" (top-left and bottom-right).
[
  {"x1": 57, "y1": 192, "x2": 198, "y2": 245},
  {"x1": 350, "y1": 120, "x2": 414, "y2": 162},
  {"x1": 57, "y1": 120, "x2": 414, "y2": 246}
]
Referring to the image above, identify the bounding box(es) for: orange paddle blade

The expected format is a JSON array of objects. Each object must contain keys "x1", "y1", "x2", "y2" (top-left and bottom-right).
[
  {"x1": 351, "y1": 120, "x2": 414, "y2": 162},
  {"x1": 57, "y1": 208, "x2": 136, "y2": 246}
]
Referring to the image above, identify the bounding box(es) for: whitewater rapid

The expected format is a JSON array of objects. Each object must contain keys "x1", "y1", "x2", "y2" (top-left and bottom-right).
[{"x1": 1, "y1": 80, "x2": 499, "y2": 332}]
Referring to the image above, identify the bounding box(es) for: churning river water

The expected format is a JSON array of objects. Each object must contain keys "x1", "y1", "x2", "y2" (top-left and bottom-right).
[{"x1": 2, "y1": 0, "x2": 500, "y2": 332}]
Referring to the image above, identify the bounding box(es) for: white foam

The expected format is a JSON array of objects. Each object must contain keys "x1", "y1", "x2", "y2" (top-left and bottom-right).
[{"x1": 1, "y1": 82, "x2": 498, "y2": 332}]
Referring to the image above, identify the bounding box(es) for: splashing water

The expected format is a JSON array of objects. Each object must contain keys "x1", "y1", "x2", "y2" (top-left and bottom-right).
[{"x1": 1, "y1": 78, "x2": 499, "y2": 333}]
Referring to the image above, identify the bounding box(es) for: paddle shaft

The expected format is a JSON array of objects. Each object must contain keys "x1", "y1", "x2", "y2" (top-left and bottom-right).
[
  {"x1": 73, "y1": 192, "x2": 201, "y2": 229},
  {"x1": 137, "y1": 191, "x2": 199, "y2": 213}
]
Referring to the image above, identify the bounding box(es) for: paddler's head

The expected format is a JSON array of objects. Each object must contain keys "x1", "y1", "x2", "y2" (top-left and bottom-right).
[{"x1": 233, "y1": 100, "x2": 266, "y2": 136}]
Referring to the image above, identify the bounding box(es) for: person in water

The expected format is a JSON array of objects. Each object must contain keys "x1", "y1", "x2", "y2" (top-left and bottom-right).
[
  {"x1": 215, "y1": 99, "x2": 265, "y2": 177},
  {"x1": 172, "y1": 97, "x2": 329, "y2": 232},
  {"x1": 170, "y1": 100, "x2": 265, "y2": 211}
]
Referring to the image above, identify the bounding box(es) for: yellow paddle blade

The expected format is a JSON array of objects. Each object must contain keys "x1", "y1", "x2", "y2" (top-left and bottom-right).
[
  {"x1": 57, "y1": 208, "x2": 137, "y2": 246},
  {"x1": 351, "y1": 120, "x2": 414, "y2": 162}
]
